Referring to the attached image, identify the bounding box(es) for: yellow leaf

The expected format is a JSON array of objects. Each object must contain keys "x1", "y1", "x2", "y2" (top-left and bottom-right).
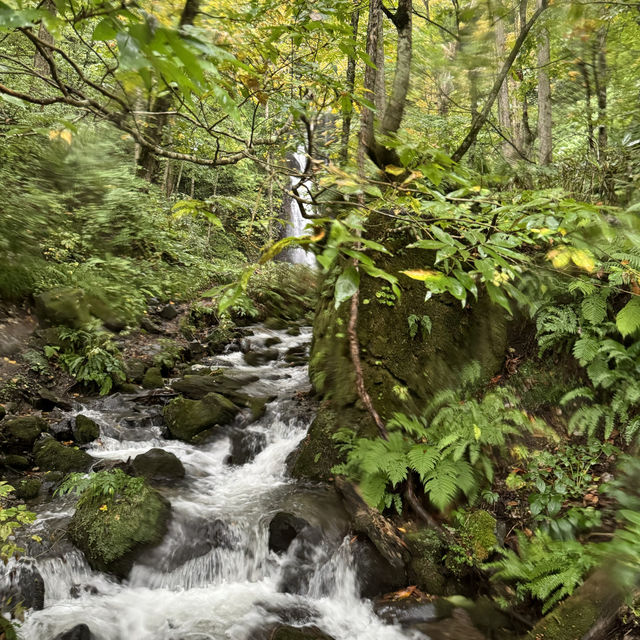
[
  {"x1": 473, "y1": 425, "x2": 481, "y2": 440},
  {"x1": 547, "y1": 248, "x2": 571, "y2": 268},
  {"x1": 60, "y1": 130, "x2": 72, "y2": 145},
  {"x1": 570, "y1": 248, "x2": 595, "y2": 273},
  {"x1": 400, "y1": 269, "x2": 438, "y2": 281},
  {"x1": 99, "y1": 504, "x2": 108, "y2": 512},
  {"x1": 384, "y1": 165, "x2": 405, "y2": 176}
]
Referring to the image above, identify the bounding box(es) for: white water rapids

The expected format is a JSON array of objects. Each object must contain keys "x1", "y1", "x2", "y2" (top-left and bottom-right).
[{"x1": 15, "y1": 327, "x2": 426, "y2": 640}]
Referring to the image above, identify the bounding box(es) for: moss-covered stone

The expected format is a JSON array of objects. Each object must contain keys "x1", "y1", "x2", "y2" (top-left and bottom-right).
[
  {"x1": 163, "y1": 393, "x2": 240, "y2": 443},
  {"x1": 286, "y1": 326, "x2": 301, "y2": 336},
  {"x1": 457, "y1": 510, "x2": 497, "y2": 563},
  {"x1": 68, "y1": 477, "x2": 170, "y2": 577},
  {"x1": 74, "y1": 415, "x2": 100, "y2": 444},
  {"x1": 264, "y1": 317, "x2": 288, "y2": 330},
  {"x1": 87, "y1": 294, "x2": 127, "y2": 332},
  {"x1": 131, "y1": 448, "x2": 185, "y2": 484},
  {"x1": 119, "y1": 383, "x2": 140, "y2": 394},
  {"x1": 141, "y1": 367, "x2": 164, "y2": 389},
  {"x1": 124, "y1": 358, "x2": 147, "y2": 384},
  {"x1": 14, "y1": 478, "x2": 41, "y2": 500},
  {"x1": 405, "y1": 529, "x2": 448, "y2": 596},
  {"x1": 2, "y1": 454, "x2": 30, "y2": 469},
  {"x1": 1, "y1": 416, "x2": 47, "y2": 449},
  {"x1": 34, "y1": 287, "x2": 92, "y2": 328},
  {"x1": 33, "y1": 437, "x2": 93, "y2": 473}
]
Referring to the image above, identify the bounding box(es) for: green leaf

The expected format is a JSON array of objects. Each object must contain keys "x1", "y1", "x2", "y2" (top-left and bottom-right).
[
  {"x1": 334, "y1": 266, "x2": 360, "y2": 309},
  {"x1": 616, "y1": 297, "x2": 640, "y2": 337},
  {"x1": 93, "y1": 18, "x2": 117, "y2": 41}
]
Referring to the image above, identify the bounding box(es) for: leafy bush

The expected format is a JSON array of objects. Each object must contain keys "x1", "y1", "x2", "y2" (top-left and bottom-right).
[
  {"x1": 0, "y1": 482, "x2": 36, "y2": 562},
  {"x1": 57, "y1": 469, "x2": 145, "y2": 501}
]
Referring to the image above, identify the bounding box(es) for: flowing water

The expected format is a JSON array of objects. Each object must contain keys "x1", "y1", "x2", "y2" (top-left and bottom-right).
[{"x1": 16, "y1": 327, "x2": 425, "y2": 640}]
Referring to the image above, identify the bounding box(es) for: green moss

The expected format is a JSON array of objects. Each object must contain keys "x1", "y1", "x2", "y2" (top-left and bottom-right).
[
  {"x1": 0, "y1": 617, "x2": 17, "y2": 640},
  {"x1": 460, "y1": 510, "x2": 497, "y2": 562},
  {"x1": 141, "y1": 367, "x2": 164, "y2": 389},
  {"x1": 405, "y1": 529, "x2": 448, "y2": 595},
  {"x1": 2, "y1": 416, "x2": 47, "y2": 448},
  {"x1": 163, "y1": 392, "x2": 239, "y2": 443},
  {"x1": 68, "y1": 477, "x2": 169, "y2": 577},
  {"x1": 74, "y1": 414, "x2": 100, "y2": 444},
  {"x1": 2, "y1": 454, "x2": 30, "y2": 469},
  {"x1": 14, "y1": 478, "x2": 41, "y2": 500},
  {"x1": 33, "y1": 437, "x2": 92, "y2": 473},
  {"x1": 34, "y1": 287, "x2": 92, "y2": 328}
]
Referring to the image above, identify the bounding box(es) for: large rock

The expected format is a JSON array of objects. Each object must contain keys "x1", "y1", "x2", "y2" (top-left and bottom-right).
[
  {"x1": 268, "y1": 513, "x2": 310, "y2": 555},
  {"x1": 68, "y1": 476, "x2": 170, "y2": 578},
  {"x1": 13, "y1": 478, "x2": 41, "y2": 500},
  {"x1": 0, "y1": 558, "x2": 45, "y2": 615},
  {"x1": 265, "y1": 626, "x2": 334, "y2": 640},
  {"x1": 141, "y1": 366, "x2": 164, "y2": 389},
  {"x1": 53, "y1": 624, "x2": 95, "y2": 640},
  {"x1": 87, "y1": 295, "x2": 127, "y2": 332},
  {"x1": 34, "y1": 287, "x2": 91, "y2": 329},
  {"x1": 243, "y1": 349, "x2": 279, "y2": 366},
  {"x1": 1, "y1": 416, "x2": 47, "y2": 450},
  {"x1": 33, "y1": 436, "x2": 93, "y2": 473},
  {"x1": 351, "y1": 537, "x2": 407, "y2": 598},
  {"x1": 405, "y1": 529, "x2": 448, "y2": 596},
  {"x1": 163, "y1": 393, "x2": 240, "y2": 443},
  {"x1": 131, "y1": 448, "x2": 185, "y2": 484},
  {"x1": 228, "y1": 429, "x2": 267, "y2": 465},
  {"x1": 73, "y1": 415, "x2": 100, "y2": 444}
]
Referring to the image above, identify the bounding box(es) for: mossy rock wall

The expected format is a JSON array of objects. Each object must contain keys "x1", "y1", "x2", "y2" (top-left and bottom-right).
[{"x1": 299, "y1": 232, "x2": 508, "y2": 480}]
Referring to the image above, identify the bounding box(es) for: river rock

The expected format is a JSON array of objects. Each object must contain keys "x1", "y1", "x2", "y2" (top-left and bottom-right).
[
  {"x1": 53, "y1": 623, "x2": 95, "y2": 640},
  {"x1": 73, "y1": 414, "x2": 100, "y2": 444},
  {"x1": 34, "y1": 287, "x2": 91, "y2": 329},
  {"x1": 374, "y1": 597, "x2": 437, "y2": 625},
  {"x1": 163, "y1": 393, "x2": 240, "y2": 443},
  {"x1": 68, "y1": 477, "x2": 170, "y2": 578},
  {"x1": 50, "y1": 416, "x2": 74, "y2": 441},
  {"x1": 1, "y1": 416, "x2": 47, "y2": 450},
  {"x1": 141, "y1": 366, "x2": 164, "y2": 389},
  {"x1": 0, "y1": 404, "x2": 5, "y2": 421},
  {"x1": 32, "y1": 388, "x2": 72, "y2": 412},
  {"x1": 1, "y1": 454, "x2": 30, "y2": 470},
  {"x1": 278, "y1": 526, "x2": 325, "y2": 595},
  {"x1": 268, "y1": 512, "x2": 310, "y2": 554},
  {"x1": 158, "y1": 303, "x2": 178, "y2": 320},
  {"x1": 416, "y1": 608, "x2": 486, "y2": 640},
  {"x1": 243, "y1": 349, "x2": 279, "y2": 366},
  {"x1": 13, "y1": 477, "x2": 41, "y2": 500},
  {"x1": 131, "y1": 448, "x2": 185, "y2": 484},
  {"x1": 0, "y1": 558, "x2": 45, "y2": 615},
  {"x1": 124, "y1": 359, "x2": 147, "y2": 384},
  {"x1": 87, "y1": 294, "x2": 127, "y2": 332},
  {"x1": 33, "y1": 436, "x2": 93, "y2": 473},
  {"x1": 262, "y1": 625, "x2": 335, "y2": 640},
  {"x1": 351, "y1": 537, "x2": 407, "y2": 598},
  {"x1": 263, "y1": 318, "x2": 288, "y2": 330},
  {"x1": 228, "y1": 429, "x2": 267, "y2": 465}
]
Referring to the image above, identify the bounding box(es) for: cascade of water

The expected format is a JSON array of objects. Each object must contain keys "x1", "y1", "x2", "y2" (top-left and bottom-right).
[
  {"x1": 283, "y1": 147, "x2": 317, "y2": 268},
  {"x1": 17, "y1": 327, "x2": 422, "y2": 640}
]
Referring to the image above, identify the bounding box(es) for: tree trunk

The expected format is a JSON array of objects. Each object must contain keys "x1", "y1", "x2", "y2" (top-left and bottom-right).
[
  {"x1": 594, "y1": 28, "x2": 608, "y2": 159},
  {"x1": 577, "y1": 59, "x2": 595, "y2": 153},
  {"x1": 494, "y1": 12, "x2": 517, "y2": 164},
  {"x1": 340, "y1": 1, "x2": 361, "y2": 164},
  {"x1": 136, "y1": 0, "x2": 200, "y2": 182},
  {"x1": 33, "y1": 0, "x2": 56, "y2": 76},
  {"x1": 536, "y1": 0, "x2": 552, "y2": 164},
  {"x1": 375, "y1": 14, "x2": 386, "y2": 118}
]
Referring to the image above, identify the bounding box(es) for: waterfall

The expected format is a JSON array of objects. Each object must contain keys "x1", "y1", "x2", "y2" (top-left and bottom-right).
[{"x1": 282, "y1": 146, "x2": 317, "y2": 268}]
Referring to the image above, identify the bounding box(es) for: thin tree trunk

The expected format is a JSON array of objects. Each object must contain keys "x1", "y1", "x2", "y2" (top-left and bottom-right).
[
  {"x1": 577, "y1": 60, "x2": 595, "y2": 153},
  {"x1": 593, "y1": 29, "x2": 608, "y2": 159},
  {"x1": 33, "y1": 0, "x2": 56, "y2": 76},
  {"x1": 494, "y1": 12, "x2": 517, "y2": 164},
  {"x1": 136, "y1": 0, "x2": 200, "y2": 182},
  {"x1": 340, "y1": 1, "x2": 361, "y2": 164},
  {"x1": 375, "y1": 15, "x2": 386, "y2": 118},
  {"x1": 452, "y1": 0, "x2": 547, "y2": 163},
  {"x1": 536, "y1": 0, "x2": 552, "y2": 164}
]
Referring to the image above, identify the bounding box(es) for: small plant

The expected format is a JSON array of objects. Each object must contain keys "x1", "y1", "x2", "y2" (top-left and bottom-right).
[
  {"x1": 56, "y1": 469, "x2": 145, "y2": 501},
  {"x1": 0, "y1": 482, "x2": 37, "y2": 562},
  {"x1": 486, "y1": 530, "x2": 597, "y2": 614},
  {"x1": 153, "y1": 338, "x2": 183, "y2": 373},
  {"x1": 45, "y1": 327, "x2": 126, "y2": 395},
  {"x1": 375, "y1": 285, "x2": 397, "y2": 307},
  {"x1": 407, "y1": 314, "x2": 432, "y2": 339}
]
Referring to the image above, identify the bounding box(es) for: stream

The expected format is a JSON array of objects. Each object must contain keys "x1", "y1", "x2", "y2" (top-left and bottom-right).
[{"x1": 16, "y1": 326, "x2": 424, "y2": 640}]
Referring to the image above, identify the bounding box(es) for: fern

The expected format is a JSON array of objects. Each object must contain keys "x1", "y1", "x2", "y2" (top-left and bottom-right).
[{"x1": 487, "y1": 531, "x2": 596, "y2": 614}]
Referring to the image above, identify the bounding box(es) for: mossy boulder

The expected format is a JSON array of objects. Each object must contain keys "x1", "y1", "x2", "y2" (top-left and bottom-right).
[
  {"x1": 87, "y1": 295, "x2": 127, "y2": 332},
  {"x1": 243, "y1": 349, "x2": 279, "y2": 366},
  {"x1": 141, "y1": 367, "x2": 164, "y2": 389},
  {"x1": 457, "y1": 510, "x2": 497, "y2": 563},
  {"x1": 33, "y1": 436, "x2": 93, "y2": 473},
  {"x1": 73, "y1": 415, "x2": 100, "y2": 444},
  {"x1": 1, "y1": 416, "x2": 47, "y2": 450},
  {"x1": 405, "y1": 529, "x2": 448, "y2": 596},
  {"x1": 263, "y1": 317, "x2": 288, "y2": 330},
  {"x1": 131, "y1": 448, "x2": 185, "y2": 484},
  {"x1": 68, "y1": 476, "x2": 170, "y2": 578},
  {"x1": 124, "y1": 359, "x2": 147, "y2": 384},
  {"x1": 163, "y1": 393, "x2": 240, "y2": 443},
  {"x1": 14, "y1": 478, "x2": 41, "y2": 500},
  {"x1": 2, "y1": 454, "x2": 30, "y2": 469},
  {"x1": 34, "y1": 287, "x2": 91, "y2": 329}
]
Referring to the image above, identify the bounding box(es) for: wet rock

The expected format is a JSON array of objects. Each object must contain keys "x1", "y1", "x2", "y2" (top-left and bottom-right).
[
  {"x1": 158, "y1": 303, "x2": 178, "y2": 320},
  {"x1": 264, "y1": 625, "x2": 335, "y2": 640},
  {"x1": 68, "y1": 476, "x2": 170, "y2": 578},
  {"x1": 53, "y1": 623, "x2": 95, "y2": 640},
  {"x1": 33, "y1": 388, "x2": 72, "y2": 412},
  {"x1": 34, "y1": 287, "x2": 91, "y2": 329},
  {"x1": 284, "y1": 345, "x2": 308, "y2": 365},
  {"x1": 278, "y1": 526, "x2": 326, "y2": 595},
  {"x1": 244, "y1": 349, "x2": 279, "y2": 366},
  {"x1": 268, "y1": 513, "x2": 310, "y2": 554},
  {"x1": 264, "y1": 318, "x2": 288, "y2": 330},
  {"x1": 163, "y1": 393, "x2": 240, "y2": 443},
  {"x1": 351, "y1": 537, "x2": 407, "y2": 598},
  {"x1": 265, "y1": 337, "x2": 282, "y2": 347},
  {"x1": 416, "y1": 608, "x2": 486, "y2": 640},
  {"x1": 131, "y1": 448, "x2": 185, "y2": 484},
  {"x1": 1, "y1": 416, "x2": 47, "y2": 450},
  {"x1": 50, "y1": 417, "x2": 74, "y2": 441},
  {"x1": 171, "y1": 375, "x2": 225, "y2": 399},
  {"x1": 33, "y1": 435, "x2": 93, "y2": 473},
  {"x1": 119, "y1": 382, "x2": 140, "y2": 394},
  {"x1": 124, "y1": 359, "x2": 147, "y2": 384},
  {"x1": 186, "y1": 340, "x2": 207, "y2": 361},
  {"x1": 73, "y1": 414, "x2": 100, "y2": 444},
  {"x1": 286, "y1": 326, "x2": 301, "y2": 336},
  {"x1": 228, "y1": 429, "x2": 267, "y2": 465},
  {"x1": 257, "y1": 602, "x2": 319, "y2": 627},
  {"x1": 69, "y1": 585, "x2": 99, "y2": 599},
  {"x1": 374, "y1": 597, "x2": 437, "y2": 626},
  {"x1": 1, "y1": 454, "x2": 30, "y2": 470},
  {"x1": 140, "y1": 316, "x2": 162, "y2": 334},
  {"x1": 405, "y1": 529, "x2": 448, "y2": 596},
  {"x1": 141, "y1": 366, "x2": 164, "y2": 389},
  {"x1": 0, "y1": 558, "x2": 45, "y2": 615},
  {"x1": 87, "y1": 295, "x2": 127, "y2": 332},
  {"x1": 13, "y1": 478, "x2": 41, "y2": 500}
]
